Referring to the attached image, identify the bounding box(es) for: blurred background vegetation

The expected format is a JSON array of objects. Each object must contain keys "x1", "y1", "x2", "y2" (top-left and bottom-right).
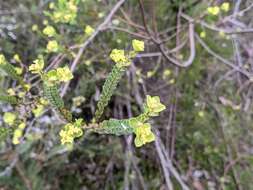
[{"x1": 0, "y1": 0, "x2": 253, "y2": 189}]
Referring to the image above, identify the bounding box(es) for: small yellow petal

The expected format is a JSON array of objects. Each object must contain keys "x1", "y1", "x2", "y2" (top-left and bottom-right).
[
  {"x1": 132, "y1": 39, "x2": 145, "y2": 52},
  {"x1": 84, "y1": 25, "x2": 94, "y2": 36},
  {"x1": 0, "y1": 54, "x2": 7, "y2": 65},
  {"x1": 56, "y1": 66, "x2": 73, "y2": 82},
  {"x1": 7, "y1": 88, "x2": 15, "y2": 96},
  {"x1": 47, "y1": 40, "x2": 59, "y2": 53},
  {"x1": 43, "y1": 25, "x2": 56, "y2": 37},
  {"x1": 200, "y1": 31, "x2": 206, "y2": 38},
  {"x1": 3, "y1": 112, "x2": 16, "y2": 126},
  {"x1": 221, "y1": 2, "x2": 230, "y2": 12}
]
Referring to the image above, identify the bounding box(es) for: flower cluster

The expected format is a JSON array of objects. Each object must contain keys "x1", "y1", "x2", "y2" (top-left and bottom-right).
[
  {"x1": 29, "y1": 55, "x2": 45, "y2": 74},
  {"x1": 7, "y1": 86, "x2": 28, "y2": 98},
  {"x1": 59, "y1": 119, "x2": 83, "y2": 145},
  {"x1": 207, "y1": 6, "x2": 220, "y2": 15},
  {"x1": 12, "y1": 122, "x2": 26, "y2": 145},
  {"x1": 32, "y1": 98, "x2": 49, "y2": 117},
  {"x1": 110, "y1": 39, "x2": 145, "y2": 68},
  {"x1": 207, "y1": 2, "x2": 230, "y2": 15},
  {"x1": 56, "y1": 66, "x2": 73, "y2": 82},
  {"x1": 110, "y1": 49, "x2": 130, "y2": 67},
  {"x1": 47, "y1": 0, "x2": 79, "y2": 24},
  {"x1": 29, "y1": 55, "x2": 73, "y2": 86},
  {"x1": 145, "y1": 95, "x2": 166, "y2": 116},
  {"x1": 44, "y1": 66, "x2": 73, "y2": 86},
  {"x1": 126, "y1": 95, "x2": 166, "y2": 147}
]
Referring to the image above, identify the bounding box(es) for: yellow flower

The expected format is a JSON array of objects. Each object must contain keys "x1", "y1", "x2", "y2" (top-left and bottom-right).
[
  {"x1": 12, "y1": 137, "x2": 20, "y2": 145},
  {"x1": 65, "y1": 122, "x2": 83, "y2": 137},
  {"x1": 163, "y1": 69, "x2": 171, "y2": 76},
  {"x1": 84, "y1": 25, "x2": 94, "y2": 36},
  {"x1": 132, "y1": 39, "x2": 145, "y2": 52},
  {"x1": 43, "y1": 25, "x2": 56, "y2": 37},
  {"x1": 45, "y1": 70, "x2": 58, "y2": 85},
  {"x1": 18, "y1": 122, "x2": 26, "y2": 130},
  {"x1": 147, "y1": 71, "x2": 154, "y2": 78},
  {"x1": 32, "y1": 24, "x2": 38, "y2": 31},
  {"x1": 60, "y1": 130, "x2": 74, "y2": 144},
  {"x1": 47, "y1": 40, "x2": 59, "y2": 52},
  {"x1": 0, "y1": 54, "x2": 7, "y2": 65},
  {"x1": 13, "y1": 129, "x2": 22, "y2": 138},
  {"x1": 15, "y1": 67, "x2": 23, "y2": 75},
  {"x1": 73, "y1": 96, "x2": 86, "y2": 107},
  {"x1": 198, "y1": 111, "x2": 205, "y2": 117},
  {"x1": 49, "y1": 2, "x2": 55, "y2": 9},
  {"x1": 64, "y1": 14, "x2": 73, "y2": 22},
  {"x1": 12, "y1": 127, "x2": 24, "y2": 145},
  {"x1": 3, "y1": 112, "x2": 16, "y2": 126},
  {"x1": 207, "y1": 6, "x2": 220, "y2": 15},
  {"x1": 68, "y1": 2, "x2": 78, "y2": 12},
  {"x1": 24, "y1": 84, "x2": 31, "y2": 91},
  {"x1": 59, "y1": 122, "x2": 83, "y2": 145},
  {"x1": 51, "y1": 0, "x2": 78, "y2": 24},
  {"x1": 43, "y1": 20, "x2": 48, "y2": 25},
  {"x1": 169, "y1": 78, "x2": 175, "y2": 84},
  {"x1": 68, "y1": 126, "x2": 82, "y2": 137},
  {"x1": 52, "y1": 12, "x2": 62, "y2": 21},
  {"x1": 18, "y1": 92, "x2": 25, "y2": 98},
  {"x1": 207, "y1": 7, "x2": 213, "y2": 14},
  {"x1": 13, "y1": 54, "x2": 21, "y2": 62},
  {"x1": 134, "y1": 123, "x2": 155, "y2": 147},
  {"x1": 221, "y1": 2, "x2": 230, "y2": 12},
  {"x1": 56, "y1": 66, "x2": 73, "y2": 82},
  {"x1": 219, "y1": 31, "x2": 226, "y2": 38},
  {"x1": 7, "y1": 88, "x2": 15, "y2": 96},
  {"x1": 39, "y1": 98, "x2": 49, "y2": 105},
  {"x1": 32, "y1": 105, "x2": 44, "y2": 117},
  {"x1": 110, "y1": 49, "x2": 130, "y2": 67},
  {"x1": 29, "y1": 55, "x2": 44, "y2": 74},
  {"x1": 85, "y1": 60, "x2": 91, "y2": 66},
  {"x1": 200, "y1": 31, "x2": 206, "y2": 38},
  {"x1": 98, "y1": 12, "x2": 105, "y2": 18},
  {"x1": 146, "y1": 95, "x2": 166, "y2": 116}
]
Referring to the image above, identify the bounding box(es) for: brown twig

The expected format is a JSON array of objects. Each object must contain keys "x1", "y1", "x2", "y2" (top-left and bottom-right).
[{"x1": 138, "y1": 0, "x2": 196, "y2": 68}]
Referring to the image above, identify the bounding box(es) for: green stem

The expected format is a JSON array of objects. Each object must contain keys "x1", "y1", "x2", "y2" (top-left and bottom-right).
[
  {"x1": 0, "y1": 63, "x2": 24, "y2": 84},
  {"x1": 94, "y1": 65, "x2": 125, "y2": 121},
  {"x1": 43, "y1": 83, "x2": 72, "y2": 122},
  {"x1": 87, "y1": 112, "x2": 150, "y2": 136},
  {"x1": 0, "y1": 95, "x2": 19, "y2": 104}
]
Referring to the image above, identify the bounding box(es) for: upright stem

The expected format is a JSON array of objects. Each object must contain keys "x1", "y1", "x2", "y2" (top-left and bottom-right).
[{"x1": 94, "y1": 65, "x2": 125, "y2": 121}]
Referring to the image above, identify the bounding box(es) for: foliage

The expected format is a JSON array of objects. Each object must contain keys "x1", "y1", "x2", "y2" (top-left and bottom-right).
[{"x1": 0, "y1": 0, "x2": 252, "y2": 189}]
